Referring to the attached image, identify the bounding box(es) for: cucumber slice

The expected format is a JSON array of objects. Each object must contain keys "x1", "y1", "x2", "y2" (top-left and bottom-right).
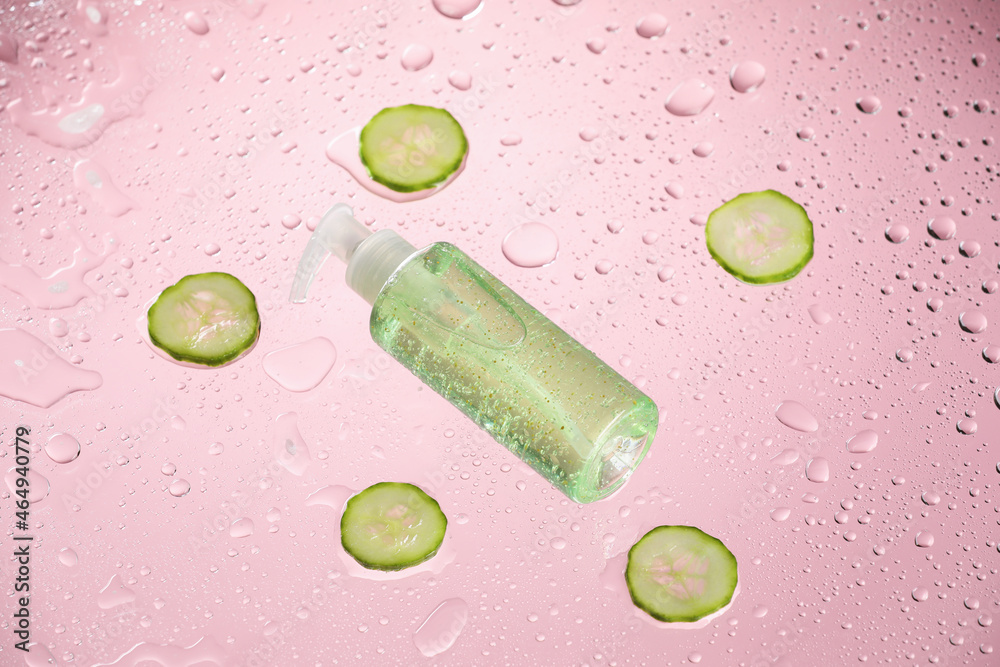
[
  {"x1": 359, "y1": 104, "x2": 468, "y2": 193},
  {"x1": 341, "y1": 482, "x2": 447, "y2": 571},
  {"x1": 625, "y1": 525, "x2": 738, "y2": 623},
  {"x1": 705, "y1": 189, "x2": 814, "y2": 284},
  {"x1": 147, "y1": 272, "x2": 260, "y2": 367}
]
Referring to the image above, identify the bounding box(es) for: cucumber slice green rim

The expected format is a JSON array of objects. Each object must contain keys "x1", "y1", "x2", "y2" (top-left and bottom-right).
[
  {"x1": 705, "y1": 189, "x2": 814, "y2": 284},
  {"x1": 147, "y1": 272, "x2": 260, "y2": 367},
  {"x1": 625, "y1": 525, "x2": 738, "y2": 623},
  {"x1": 359, "y1": 104, "x2": 469, "y2": 193},
  {"x1": 341, "y1": 482, "x2": 448, "y2": 571}
]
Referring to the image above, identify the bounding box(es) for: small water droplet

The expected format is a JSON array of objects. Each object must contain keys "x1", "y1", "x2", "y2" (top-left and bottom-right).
[
  {"x1": 59, "y1": 547, "x2": 78, "y2": 567},
  {"x1": 431, "y1": 0, "x2": 482, "y2": 20},
  {"x1": 183, "y1": 11, "x2": 209, "y2": 35},
  {"x1": 230, "y1": 517, "x2": 254, "y2": 538}
]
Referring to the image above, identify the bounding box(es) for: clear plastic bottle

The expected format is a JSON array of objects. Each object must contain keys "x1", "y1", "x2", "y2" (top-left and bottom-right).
[{"x1": 291, "y1": 204, "x2": 658, "y2": 503}]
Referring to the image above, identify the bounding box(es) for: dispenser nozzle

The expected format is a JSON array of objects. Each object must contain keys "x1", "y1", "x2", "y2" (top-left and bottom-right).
[{"x1": 290, "y1": 204, "x2": 371, "y2": 303}]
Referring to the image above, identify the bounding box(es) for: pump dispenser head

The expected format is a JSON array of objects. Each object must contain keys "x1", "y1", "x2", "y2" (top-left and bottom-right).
[{"x1": 290, "y1": 203, "x2": 417, "y2": 306}]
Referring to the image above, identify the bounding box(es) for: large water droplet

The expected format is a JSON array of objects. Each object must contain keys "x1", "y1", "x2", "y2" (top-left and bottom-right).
[
  {"x1": 401, "y1": 44, "x2": 434, "y2": 71},
  {"x1": 807, "y1": 304, "x2": 832, "y2": 325},
  {"x1": 770, "y1": 507, "x2": 792, "y2": 521},
  {"x1": 59, "y1": 547, "x2": 79, "y2": 567},
  {"x1": 771, "y1": 448, "x2": 799, "y2": 465},
  {"x1": 414, "y1": 598, "x2": 469, "y2": 657},
  {"x1": 262, "y1": 337, "x2": 338, "y2": 392},
  {"x1": 984, "y1": 345, "x2": 1000, "y2": 363},
  {"x1": 665, "y1": 79, "x2": 715, "y2": 116},
  {"x1": 805, "y1": 457, "x2": 830, "y2": 483},
  {"x1": 502, "y1": 222, "x2": 559, "y2": 268},
  {"x1": 912, "y1": 587, "x2": 929, "y2": 602},
  {"x1": 230, "y1": 517, "x2": 254, "y2": 538},
  {"x1": 183, "y1": 10, "x2": 210, "y2": 35},
  {"x1": 846, "y1": 429, "x2": 878, "y2": 453},
  {"x1": 915, "y1": 531, "x2": 935, "y2": 547},
  {"x1": 885, "y1": 224, "x2": 910, "y2": 243},
  {"x1": 959, "y1": 311, "x2": 988, "y2": 334},
  {"x1": 0, "y1": 329, "x2": 102, "y2": 407},
  {"x1": 168, "y1": 479, "x2": 191, "y2": 497},
  {"x1": 921, "y1": 490, "x2": 941, "y2": 505},
  {"x1": 775, "y1": 400, "x2": 819, "y2": 432},
  {"x1": 46, "y1": 433, "x2": 81, "y2": 463},
  {"x1": 98, "y1": 574, "x2": 137, "y2": 609},
  {"x1": 432, "y1": 0, "x2": 482, "y2": 19},
  {"x1": 635, "y1": 14, "x2": 668, "y2": 39},
  {"x1": 856, "y1": 95, "x2": 882, "y2": 114},
  {"x1": 957, "y1": 418, "x2": 978, "y2": 435},
  {"x1": 927, "y1": 216, "x2": 957, "y2": 240},
  {"x1": 730, "y1": 61, "x2": 766, "y2": 93}
]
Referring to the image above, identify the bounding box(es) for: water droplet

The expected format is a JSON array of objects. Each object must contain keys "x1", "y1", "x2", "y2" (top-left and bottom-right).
[
  {"x1": 45, "y1": 433, "x2": 81, "y2": 463},
  {"x1": 805, "y1": 457, "x2": 830, "y2": 483},
  {"x1": 657, "y1": 266, "x2": 675, "y2": 282},
  {"x1": 912, "y1": 587, "x2": 929, "y2": 602},
  {"x1": 500, "y1": 133, "x2": 522, "y2": 146},
  {"x1": 775, "y1": 400, "x2": 819, "y2": 432},
  {"x1": 448, "y1": 70, "x2": 472, "y2": 90},
  {"x1": 502, "y1": 222, "x2": 559, "y2": 268},
  {"x1": 59, "y1": 547, "x2": 78, "y2": 567},
  {"x1": 959, "y1": 311, "x2": 988, "y2": 334},
  {"x1": 771, "y1": 448, "x2": 799, "y2": 465},
  {"x1": 846, "y1": 429, "x2": 878, "y2": 454},
  {"x1": 665, "y1": 182, "x2": 684, "y2": 199},
  {"x1": 431, "y1": 0, "x2": 482, "y2": 20},
  {"x1": 208, "y1": 442, "x2": 224, "y2": 455},
  {"x1": 414, "y1": 598, "x2": 469, "y2": 657},
  {"x1": 262, "y1": 337, "x2": 338, "y2": 392},
  {"x1": 275, "y1": 413, "x2": 312, "y2": 476},
  {"x1": 771, "y1": 507, "x2": 791, "y2": 521},
  {"x1": 973, "y1": 53, "x2": 987, "y2": 67},
  {"x1": 73, "y1": 159, "x2": 136, "y2": 217},
  {"x1": 957, "y1": 418, "x2": 978, "y2": 435},
  {"x1": 959, "y1": 240, "x2": 981, "y2": 258},
  {"x1": 210, "y1": 66, "x2": 225, "y2": 81},
  {"x1": 966, "y1": 598, "x2": 981, "y2": 610},
  {"x1": 0, "y1": 32, "x2": 17, "y2": 64},
  {"x1": 730, "y1": 61, "x2": 766, "y2": 93},
  {"x1": 753, "y1": 605, "x2": 768, "y2": 618},
  {"x1": 983, "y1": 345, "x2": 1000, "y2": 363},
  {"x1": 915, "y1": 531, "x2": 935, "y2": 547},
  {"x1": 586, "y1": 38, "x2": 606, "y2": 54},
  {"x1": 305, "y1": 484, "x2": 354, "y2": 511},
  {"x1": 927, "y1": 216, "x2": 957, "y2": 240},
  {"x1": 203, "y1": 242, "x2": 221, "y2": 256},
  {"x1": 896, "y1": 348, "x2": 914, "y2": 363},
  {"x1": 665, "y1": 79, "x2": 715, "y2": 116},
  {"x1": 401, "y1": 44, "x2": 434, "y2": 71},
  {"x1": 230, "y1": 517, "x2": 254, "y2": 538},
  {"x1": 635, "y1": 14, "x2": 668, "y2": 39},
  {"x1": 856, "y1": 95, "x2": 882, "y2": 114},
  {"x1": 551, "y1": 537, "x2": 567, "y2": 550},
  {"x1": 168, "y1": 479, "x2": 191, "y2": 497},
  {"x1": 183, "y1": 10, "x2": 210, "y2": 35},
  {"x1": 98, "y1": 574, "x2": 137, "y2": 609},
  {"x1": 0, "y1": 330, "x2": 102, "y2": 407},
  {"x1": 692, "y1": 142, "x2": 714, "y2": 157},
  {"x1": 797, "y1": 127, "x2": 815, "y2": 141},
  {"x1": 885, "y1": 224, "x2": 910, "y2": 243},
  {"x1": 807, "y1": 304, "x2": 832, "y2": 325},
  {"x1": 921, "y1": 491, "x2": 941, "y2": 506},
  {"x1": 595, "y1": 259, "x2": 615, "y2": 275}
]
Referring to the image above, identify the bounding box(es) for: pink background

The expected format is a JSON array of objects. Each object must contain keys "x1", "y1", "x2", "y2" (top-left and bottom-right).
[{"x1": 1, "y1": 0, "x2": 998, "y2": 665}]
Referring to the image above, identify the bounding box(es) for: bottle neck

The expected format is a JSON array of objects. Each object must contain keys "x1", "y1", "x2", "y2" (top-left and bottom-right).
[{"x1": 345, "y1": 229, "x2": 419, "y2": 305}]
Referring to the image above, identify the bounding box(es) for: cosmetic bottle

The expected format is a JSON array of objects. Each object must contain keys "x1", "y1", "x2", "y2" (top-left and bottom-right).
[{"x1": 291, "y1": 204, "x2": 658, "y2": 503}]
